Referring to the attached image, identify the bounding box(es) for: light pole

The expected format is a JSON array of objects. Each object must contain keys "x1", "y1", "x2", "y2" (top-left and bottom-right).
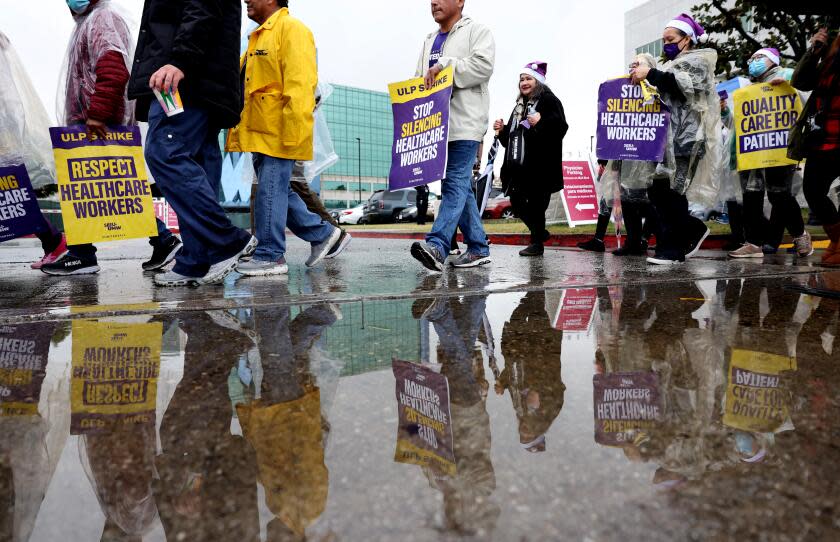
[{"x1": 356, "y1": 137, "x2": 362, "y2": 204}]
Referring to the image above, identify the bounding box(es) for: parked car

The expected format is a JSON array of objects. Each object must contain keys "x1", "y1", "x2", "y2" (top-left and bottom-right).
[
  {"x1": 336, "y1": 204, "x2": 366, "y2": 225},
  {"x1": 396, "y1": 193, "x2": 439, "y2": 222},
  {"x1": 363, "y1": 189, "x2": 417, "y2": 224},
  {"x1": 483, "y1": 195, "x2": 514, "y2": 219}
]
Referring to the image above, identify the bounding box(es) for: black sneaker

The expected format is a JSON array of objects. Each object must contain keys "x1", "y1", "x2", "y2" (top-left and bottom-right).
[
  {"x1": 410, "y1": 242, "x2": 444, "y2": 273},
  {"x1": 41, "y1": 253, "x2": 100, "y2": 276},
  {"x1": 577, "y1": 238, "x2": 605, "y2": 252},
  {"x1": 519, "y1": 243, "x2": 544, "y2": 257},
  {"x1": 326, "y1": 231, "x2": 352, "y2": 259},
  {"x1": 685, "y1": 222, "x2": 710, "y2": 258},
  {"x1": 142, "y1": 236, "x2": 183, "y2": 271}
]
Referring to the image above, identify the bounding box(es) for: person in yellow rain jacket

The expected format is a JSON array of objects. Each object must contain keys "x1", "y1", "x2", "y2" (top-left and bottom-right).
[{"x1": 227, "y1": 1, "x2": 340, "y2": 277}]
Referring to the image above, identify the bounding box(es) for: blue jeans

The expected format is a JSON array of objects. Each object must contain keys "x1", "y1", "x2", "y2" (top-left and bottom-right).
[
  {"x1": 252, "y1": 154, "x2": 334, "y2": 261},
  {"x1": 145, "y1": 102, "x2": 252, "y2": 277},
  {"x1": 426, "y1": 141, "x2": 489, "y2": 257}
]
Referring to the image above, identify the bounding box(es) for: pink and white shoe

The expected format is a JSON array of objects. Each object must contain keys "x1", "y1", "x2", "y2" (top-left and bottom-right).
[{"x1": 31, "y1": 233, "x2": 68, "y2": 270}]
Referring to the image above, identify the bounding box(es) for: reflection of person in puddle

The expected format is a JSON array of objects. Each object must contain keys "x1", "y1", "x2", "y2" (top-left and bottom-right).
[
  {"x1": 497, "y1": 291, "x2": 565, "y2": 453},
  {"x1": 155, "y1": 311, "x2": 260, "y2": 541},
  {"x1": 419, "y1": 293, "x2": 499, "y2": 537},
  {"x1": 0, "y1": 321, "x2": 56, "y2": 542},
  {"x1": 80, "y1": 423, "x2": 158, "y2": 541},
  {"x1": 234, "y1": 302, "x2": 340, "y2": 541}
]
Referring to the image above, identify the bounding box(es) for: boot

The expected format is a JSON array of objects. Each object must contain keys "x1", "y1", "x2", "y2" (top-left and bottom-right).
[
  {"x1": 822, "y1": 222, "x2": 840, "y2": 265},
  {"x1": 577, "y1": 213, "x2": 610, "y2": 252}
]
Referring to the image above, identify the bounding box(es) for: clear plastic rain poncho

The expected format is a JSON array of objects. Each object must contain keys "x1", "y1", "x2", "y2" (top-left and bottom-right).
[
  {"x1": 57, "y1": 0, "x2": 135, "y2": 125},
  {"x1": 0, "y1": 31, "x2": 56, "y2": 188},
  {"x1": 657, "y1": 48, "x2": 722, "y2": 208},
  {"x1": 717, "y1": 100, "x2": 741, "y2": 203}
]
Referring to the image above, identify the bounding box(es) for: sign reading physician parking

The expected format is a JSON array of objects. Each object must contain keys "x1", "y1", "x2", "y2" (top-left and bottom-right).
[
  {"x1": 50, "y1": 126, "x2": 156, "y2": 245},
  {"x1": 560, "y1": 160, "x2": 599, "y2": 227}
]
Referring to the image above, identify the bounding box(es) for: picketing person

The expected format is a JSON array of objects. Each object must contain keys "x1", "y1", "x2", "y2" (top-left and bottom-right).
[
  {"x1": 495, "y1": 61, "x2": 568, "y2": 257},
  {"x1": 129, "y1": 0, "x2": 257, "y2": 286},
  {"x1": 729, "y1": 47, "x2": 812, "y2": 259},
  {"x1": 630, "y1": 13, "x2": 720, "y2": 266},
  {"x1": 792, "y1": 27, "x2": 840, "y2": 266},
  {"x1": 43, "y1": 0, "x2": 183, "y2": 276},
  {"x1": 409, "y1": 0, "x2": 495, "y2": 272},
  {"x1": 225, "y1": 0, "x2": 341, "y2": 277}
]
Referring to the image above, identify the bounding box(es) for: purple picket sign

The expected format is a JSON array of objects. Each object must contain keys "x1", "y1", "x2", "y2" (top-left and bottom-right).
[
  {"x1": 596, "y1": 77, "x2": 670, "y2": 162},
  {"x1": 0, "y1": 164, "x2": 45, "y2": 243},
  {"x1": 388, "y1": 78, "x2": 453, "y2": 190}
]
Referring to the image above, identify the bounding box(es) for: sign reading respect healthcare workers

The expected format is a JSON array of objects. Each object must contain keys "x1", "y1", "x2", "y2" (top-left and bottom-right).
[
  {"x1": 0, "y1": 164, "x2": 43, "y2": 243},
  {"x1": 50, "y1": 126, "x2": 156, "y2": 245},
  {"x1": 388, "y1": 66, "x2": 454, "y2": 190},
  {"x1": 733, "y1": 82, "x2": 802, "y2": 171},
  {"x1": 70, "y1": 320, "x2": 162, "y2": 435},
  {"x1": 596, "y1": 77, "x2": 670, "y2": 162}
]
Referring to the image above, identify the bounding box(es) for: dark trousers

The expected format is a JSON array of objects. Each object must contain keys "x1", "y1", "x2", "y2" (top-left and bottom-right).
[
  {"x1": 742, "y1": 166, "x2": 804, "y2": 246},
  {"x1": 291, "y1": 180, "x2": 340, "y2": 229},
  {"x1": 726, "y1": 200, "x2": 745, "y2": 246},
  {"x1": 621, "y1": 198, "x2": 656, "y2": 248},
  {"x1": 647, "y1": 178, "x2": 698, "y2": 259},
  {"x1": 145, "y1": 102, "x2": 251, "y2": 277},
  {"x1": 415, "y1": 186, "x2": 429, "y2": 225},
  {"x1": 803, "y1": 152, "x2": 840, "y2": 226},
  {"x1": 34, "y1": 211, "x2": 61, "y2": 253},
  {"x1": 510, "y1": 187, "x2": 551, "y2": 245}
]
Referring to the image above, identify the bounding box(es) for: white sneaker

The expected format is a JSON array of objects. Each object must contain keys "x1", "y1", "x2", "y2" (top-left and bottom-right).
[
  {"x1": 306, "y1": 227, "x2": 341, "y2": 268},
  {"x1": 793, "y1": 231, "x2": 813, "y2": 257},
  {"x1": 236, "y1": 258, "x2": 289, "y2": 276},
  {"x1": 154, "y1": 270, "x2": 200, "y2": 287},
  {"x1": 200, "y1": 235, "x2": 258, "y2": 285},
  {"x1": 646, "y1": 255, "x2": 684, "y2": 265},
  {"x1": 728, "y1": 243, "x2": 764, "y2": 259}
]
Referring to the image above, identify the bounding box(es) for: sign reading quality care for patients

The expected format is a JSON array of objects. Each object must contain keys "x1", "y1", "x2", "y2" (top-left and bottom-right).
[
  {"x1": 50, "y1": 125, "x2": 156, "y2": 245},
  {"x1": 0, "y1": 164, "x2": 43, "y2": 243},
  {"x1": 733, "y1": 82, "x2": 802, "y2": 171},
  {"x1": 596, "y1": 77, "x2": 670, "y2": 162},
  {"x1": 388, "y1": 66, "x2": 454, "y2": 190}
]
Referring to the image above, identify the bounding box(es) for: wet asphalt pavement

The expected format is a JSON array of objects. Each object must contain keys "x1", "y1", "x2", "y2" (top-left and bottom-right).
[{"x1": 1, "y1": 237, "x2": 839, "y2": 541}]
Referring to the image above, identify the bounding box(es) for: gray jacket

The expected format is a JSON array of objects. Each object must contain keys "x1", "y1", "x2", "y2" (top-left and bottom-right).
[{"x1": 415, "y1": 17, "x2": 495, "y2": 142}]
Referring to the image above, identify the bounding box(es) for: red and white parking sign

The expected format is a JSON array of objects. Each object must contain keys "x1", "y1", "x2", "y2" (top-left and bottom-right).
[
  {"x1": 153, "y1": 199, "x2": 179, "y2": 232},
  {"x1": 560, "y1": 161, "x2": 599, "y2": 226},
  {"x1": 555, "y1": 288, "x2": 597, "y2": 332}
]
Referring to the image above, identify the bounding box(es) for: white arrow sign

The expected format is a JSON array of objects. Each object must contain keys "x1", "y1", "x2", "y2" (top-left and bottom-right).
[{"x1": 575, "y1": 203, "x2": 596, "y2": 211}]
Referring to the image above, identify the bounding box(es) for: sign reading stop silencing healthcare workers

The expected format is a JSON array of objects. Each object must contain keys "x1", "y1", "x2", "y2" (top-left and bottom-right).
[
  {"x1": 593, "y1": 371, "x2": 661, "y2": 447},
  {"x1": 70, "y1": 320, "x2": 162, "y2": 435},
  {"x1": 0, "y1": 164, "x2": 43, "y2": 243},
  {"x1": 596, "y1": 77, "x2": 670, "y2": 162},
  {"x1": 560, "y1": 160, "x2": 600, "y2": 227},
  {"x1": 733, "y1": 82, "x2": 802, "y2": 171},
  {"x1": 50, "y1": 125, "x2": 156, "y2": 245},
  {"x1": 393, "y1": 359, "x2": 455, "y2": 475},
  {"x1": 388, "y1": 66, "x2": 454, "y2": 190}
]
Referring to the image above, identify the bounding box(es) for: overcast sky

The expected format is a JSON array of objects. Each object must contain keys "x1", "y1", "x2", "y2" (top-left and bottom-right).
[{"x1": 1, "y1": 0, "x2": 647, "y2": 153}]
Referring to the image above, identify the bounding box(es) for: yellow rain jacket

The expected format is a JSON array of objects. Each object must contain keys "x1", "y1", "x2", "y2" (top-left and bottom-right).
[{"x1": 226, "y1": 8, "x2": 317, "y2": 160}]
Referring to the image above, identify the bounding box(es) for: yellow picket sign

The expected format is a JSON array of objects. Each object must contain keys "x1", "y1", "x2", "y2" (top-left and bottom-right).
[
  {"x1": 733, "y1": 82, "x2": 802, "y2": 171},
  {"x1": 49, "y1": 125, "x2": 156, "y2": 244}
]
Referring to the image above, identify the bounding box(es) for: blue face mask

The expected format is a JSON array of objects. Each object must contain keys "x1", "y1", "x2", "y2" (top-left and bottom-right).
[
  {"x1": 749, "y1": 59, "x2": 769, "y2": 78},
  {"x1": 66, "y1": 0, "x2": 91, "y2": 14}
]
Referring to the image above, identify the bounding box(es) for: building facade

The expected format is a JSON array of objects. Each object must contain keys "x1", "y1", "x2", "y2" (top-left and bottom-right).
[{"x1": 320, "y1": 85, "x2": 394, "y2": 210}]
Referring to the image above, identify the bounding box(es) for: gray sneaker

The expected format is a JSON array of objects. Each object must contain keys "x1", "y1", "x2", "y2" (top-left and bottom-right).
[
  {"x1": 450, "y1": 251, "x2": 491, "y2": 268},
  {"x1": 306, "y1": 227, "x2": 341, "y2": 268},
  {"x1": 200, "y1": 235, "x2": 258, "y2": 285},
  {"x1": 154, "y1": 270, "x2": 200, "y2": 287},
  {"x1": 236, "y1": 257, "x2": 289, "y2": 276},
  {"x1": 410, "y1": 241, "x2": 444, "y2": 272}
]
